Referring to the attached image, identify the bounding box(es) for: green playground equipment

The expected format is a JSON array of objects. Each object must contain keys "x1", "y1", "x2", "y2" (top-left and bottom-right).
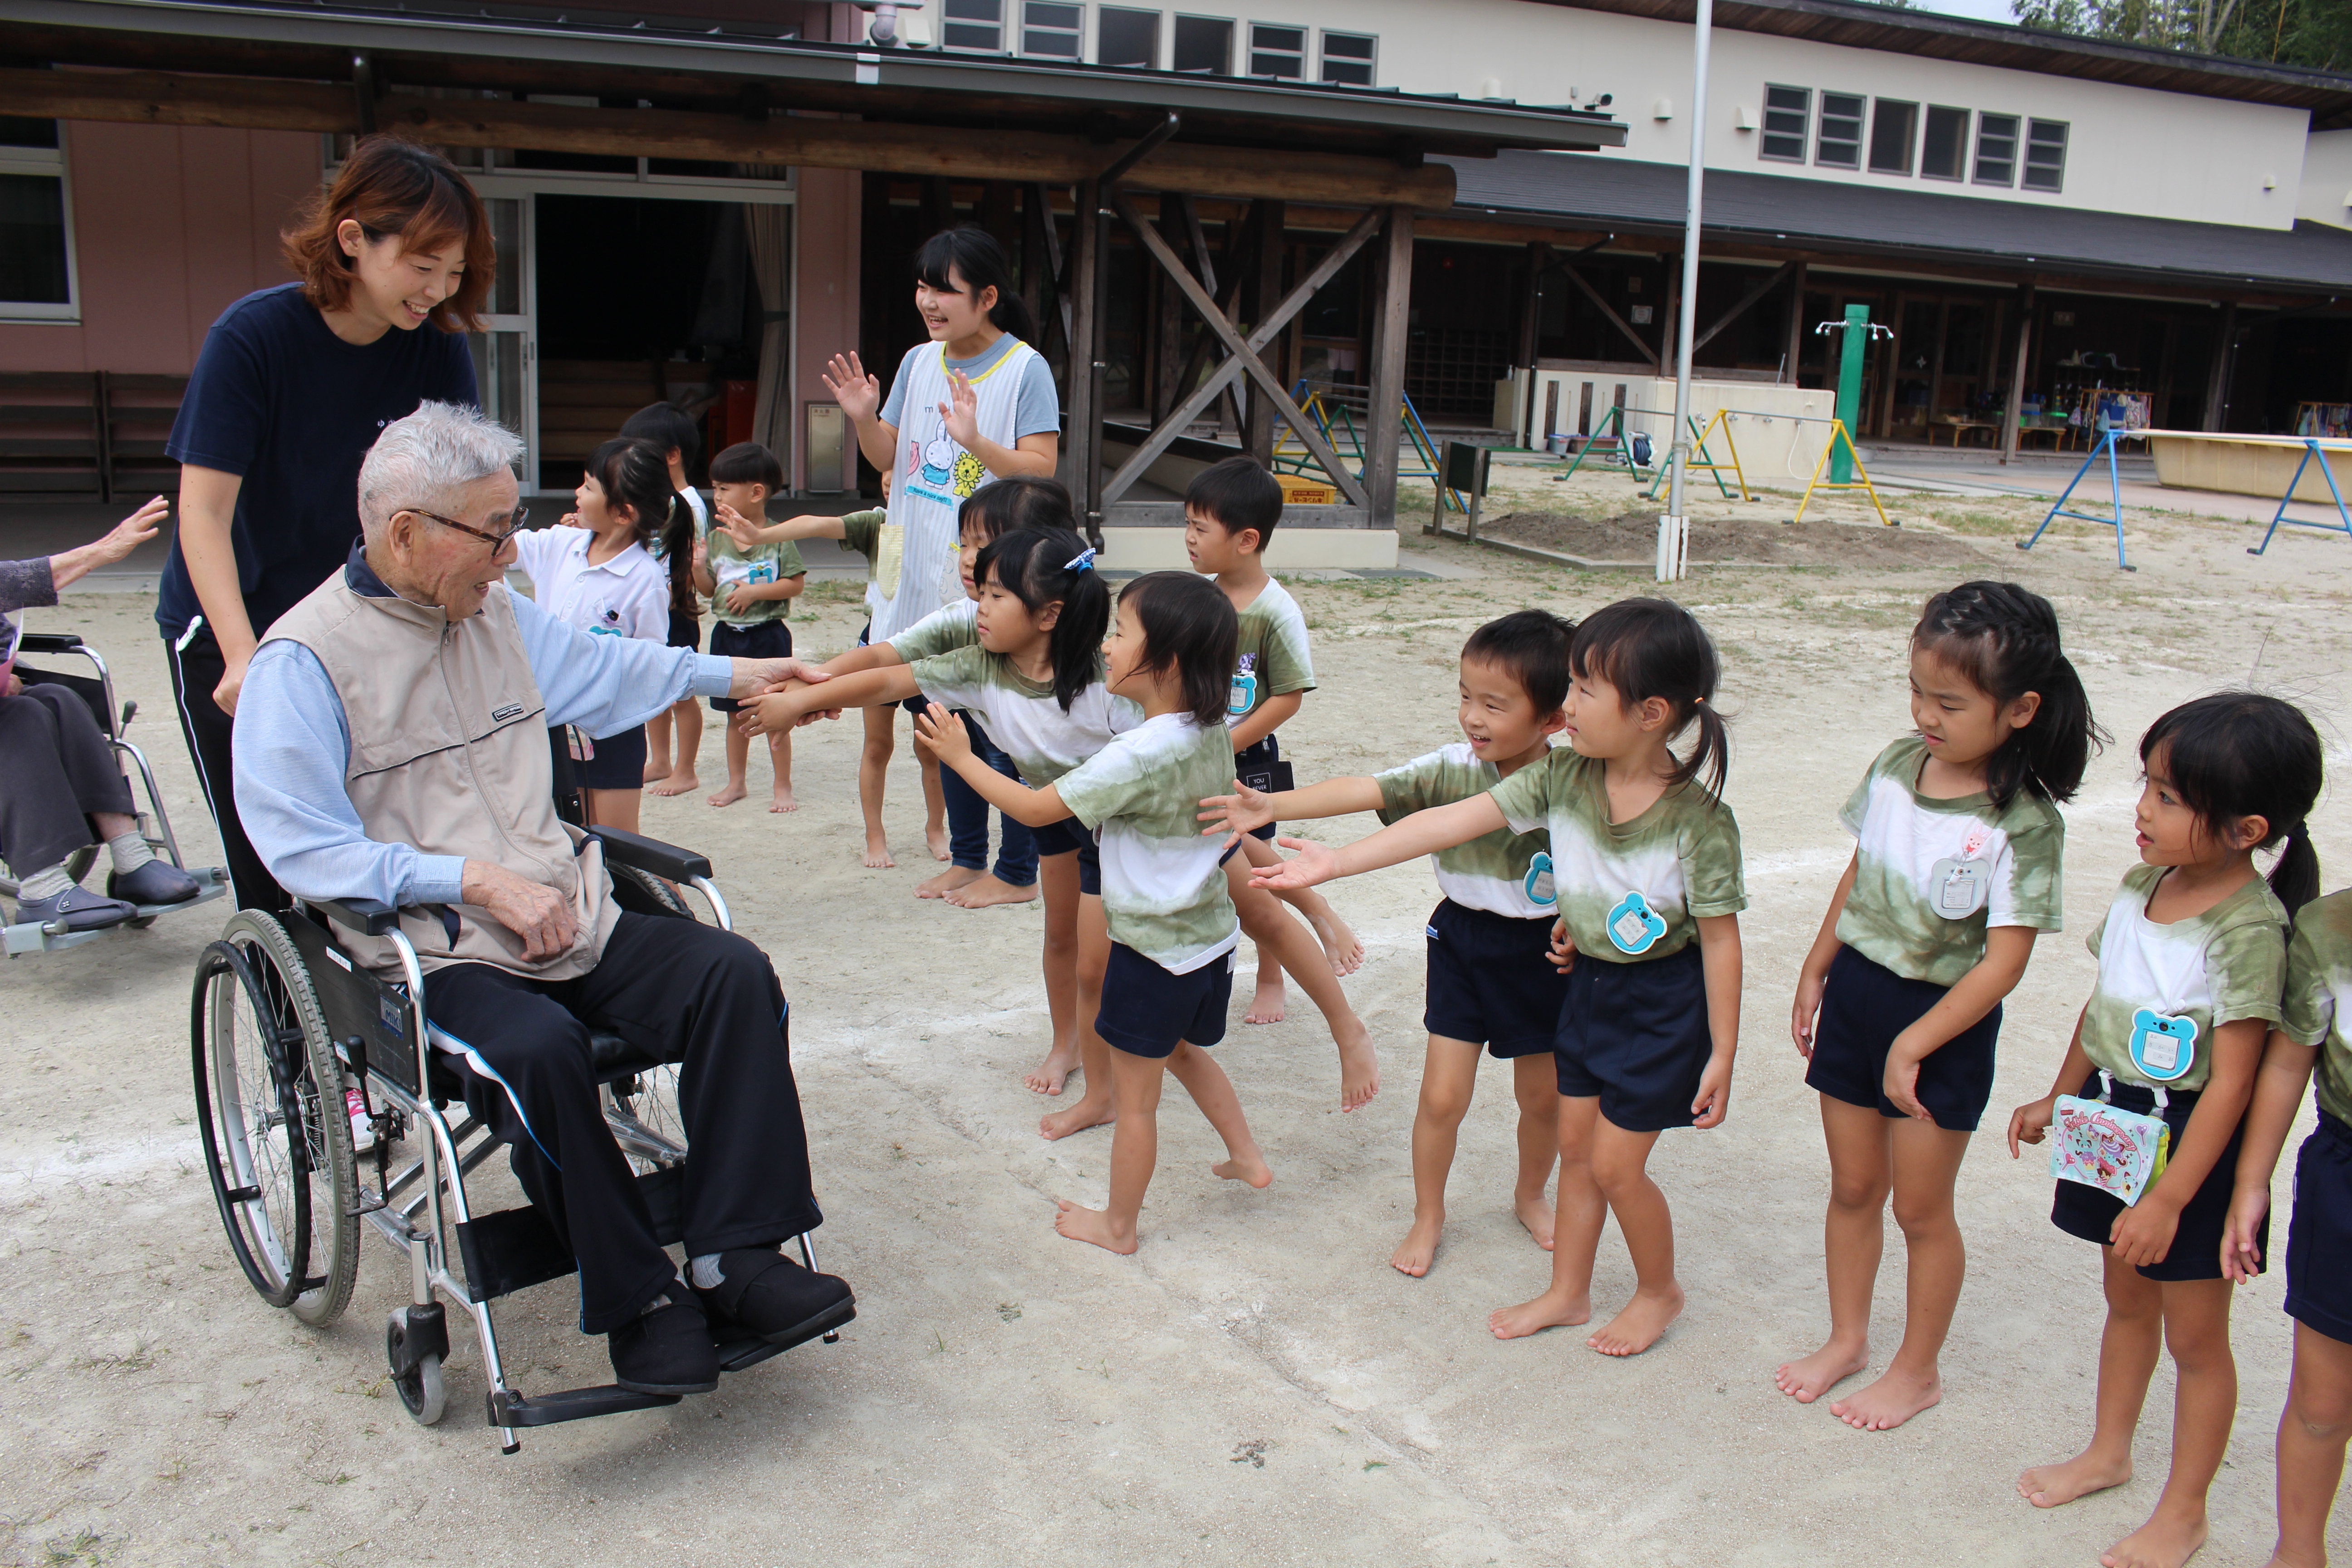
[
  {"x1": 1272, "y1": 381, "x2": 1468, "y2": 513},
  {"x1": 1639, "y1": 408, "x2": 1750, "y2": 503},
  {"x1": 1554, "y1": 405, "x2": 1656, "y2": 485}
]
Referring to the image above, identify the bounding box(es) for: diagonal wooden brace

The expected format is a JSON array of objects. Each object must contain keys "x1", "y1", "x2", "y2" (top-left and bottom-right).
[
  {"x1": 1105, "y1": 194, "x2": 1380, "y2": 508},
  {"x1": 1560, "y1": 262, "x2": 1660, "y2": 368}
]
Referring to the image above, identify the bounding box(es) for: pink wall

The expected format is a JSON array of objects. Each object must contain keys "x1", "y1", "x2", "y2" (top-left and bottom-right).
[
  {"x1": 0, "y1": 123, "x2": 318, "y2": 374},
  {"x1": 792, "y1": 164, "x2": 862, "y2": 491}
]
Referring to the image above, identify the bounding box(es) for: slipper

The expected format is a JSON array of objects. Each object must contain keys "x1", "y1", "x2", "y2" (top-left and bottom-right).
[
  {"x1": 695, "y1": 1248, "x2": 855, "y2": 1347},
  {"x1": 13, "y1": 885, "x2": 137, "y2": 932}
]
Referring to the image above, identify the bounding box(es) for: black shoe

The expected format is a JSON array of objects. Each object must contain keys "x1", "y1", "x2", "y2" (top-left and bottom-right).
[
  {"x1": 107, "y1": 859, "x2": 201, "y2": 907},
  {"x1": 607, "y1": 1283, "x2": 720, "y2": 1395},
  {"x1": 12, "y1": 885, "x2": 137, "y2": 932},
  {"x1": 695, "y1": 1248, "x2": 856, "y2": 1348}
]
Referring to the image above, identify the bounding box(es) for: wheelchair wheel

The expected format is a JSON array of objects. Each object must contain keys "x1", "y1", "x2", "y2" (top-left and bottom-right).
[
  {"x1": 605, "y1": 1064, "x2": 686, "y2": 1173},
  {"x1": 386, "y1": 1311, "x2": 447, "y2": 1426},
  {"x1": 191, "y1": 911, "x2": 360, "y2": 1326}
]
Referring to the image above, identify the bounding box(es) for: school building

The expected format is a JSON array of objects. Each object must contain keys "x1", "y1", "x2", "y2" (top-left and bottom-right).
[{"x1": 6, "y1": 0, "x2": 2352, "y2": 567}]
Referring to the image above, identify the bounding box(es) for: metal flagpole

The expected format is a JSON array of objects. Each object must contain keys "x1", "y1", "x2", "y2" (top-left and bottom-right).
[{"x1": 1658, "y1": 0, "x2": 1714, "y2": 583}]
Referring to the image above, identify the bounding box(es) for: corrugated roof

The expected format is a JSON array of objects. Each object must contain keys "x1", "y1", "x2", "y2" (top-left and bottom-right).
[{"x1": 1442, "y1": 149, "x2": 2352, "y2": 291}]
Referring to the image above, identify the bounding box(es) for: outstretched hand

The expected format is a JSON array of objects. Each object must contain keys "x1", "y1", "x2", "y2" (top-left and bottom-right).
[
  {"x1": 939, "y1": 370, "x2": 980, "y2": 451},
  {"x1": 89, "y1": 495, "x2": 168, "y2": 565},
  {"x1": 715, "y1": 500, "x2": 764, "y2": 551},
  {"x1": 822, "y1": 352, "x2": 882, "y2": 425},
  {"x1": 913, "y1": 702, "x2": 972, "y2": 764},
  {"x1": 1197, "y1": 778, "x2": 1274, "y2": 843},
  {"x1": 1246, "y1": 836, "x2": 1338, "y2": 892}
]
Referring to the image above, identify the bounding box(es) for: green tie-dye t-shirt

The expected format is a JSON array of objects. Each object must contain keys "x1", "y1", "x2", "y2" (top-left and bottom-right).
[
  {"x1": 839, "y1": 507, "x2": 887, "y2": 565},
  {"x1": 2081, "y1": 862, "x2": 2288, "y2": 1093},
  {"x1": 1375, "y1": 741, "x2": 1558, "y2": 919},
  {"x1": 1485, "y1": 747, "x2": 1745, "y2": 964},
  {"x1": 1055, "y1": 712, "x2": 1240, "y2": 974},
  {"x1": 888, "y1": 598, "x2": 978, "y2": 663},
  {"x1": 2278, "y1": 887, "x2": 2352, "y2": 1124},
  {"x1": 907, "y1": 644, "x2": 1139, "y2": 788},
  {"x1": 1226, "y1": 578, "x2": 1315, "y2": 726},
  {"x1": 1835, "y1": 736, "x2": 2067, "y2": 988}
]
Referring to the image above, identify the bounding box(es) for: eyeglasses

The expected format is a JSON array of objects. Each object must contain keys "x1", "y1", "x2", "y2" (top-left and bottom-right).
[{"x1": 402, "y1": 504, "x2": 530, "y2": 552}]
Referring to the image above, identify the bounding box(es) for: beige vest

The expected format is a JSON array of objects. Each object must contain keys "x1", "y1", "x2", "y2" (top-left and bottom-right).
[{"x1": 265, "y1": 571, "x2": 619, "y2": 981}]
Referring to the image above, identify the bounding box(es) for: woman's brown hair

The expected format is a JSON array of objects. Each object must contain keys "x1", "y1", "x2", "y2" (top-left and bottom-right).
[{"x1": 279, "y1": 135, "x2": 494, "y2": 331}]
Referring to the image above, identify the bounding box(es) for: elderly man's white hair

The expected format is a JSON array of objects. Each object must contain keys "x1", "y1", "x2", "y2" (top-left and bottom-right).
[{"x1": 357, "y1": 400, "x2": 526, "y2": 544}]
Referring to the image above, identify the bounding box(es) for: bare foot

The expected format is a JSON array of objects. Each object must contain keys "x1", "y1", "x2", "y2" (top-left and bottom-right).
[
  {"x1": 1211, "y1": 1155, "x2": 1274, "y2": 1188},
  {"x1": 1054, "y1": 1197, "x2": 1137, "y2": 1254},
  {"x1": 768, "y1": 786, "x2": 798, "y2": 813},
  {"x1": 1335, "y1": 1023, "x2": 1379, "y2": 1112},
  {"x1": 1391, "y1": 1214, "x2": 1443, "y2": 1277},
  {"x1": 2018, "y1": 1450, "x2": 2133, "y2": 1510},
  {"x1": 2101, "y1": 1508, "x2": 2208, "y2": 1568},
  {"x1": 1830, "y1": 1365, "x2": 1942, "y2": 1431},
  {"x1": 1514, "y1": 1192, "x2": 1556, "y2": 1251},
  {"x1": 1489, "y1": 1287, "x2": 1592, "y2": 1339},
  {"x1": 1025, "y1": 1043, "x2": 1080, "y2": 1096},
  {"x1": 647, "y1": 771, "x2": 700, "y2": 798},
  {"x1": 862, "y1": 833, "x2": 897, "y2": 870},
  {"x1": 915, "y1": 866, "x2": 982, "y2": 900},
  {"x1": 1774, "y1": 1338, "x2": 1869, "y2": 1404},
  {"x1": 642, "y1": 758, "x2": 671, "y2": 784},
  {"x1": 1587, "y1": 1284, "x2": 1684, "y2": 1357},
  {"x1": 945, "y1": 874, "x2": 1040, "y2": 909},
  {"x1": 706, "y1": 781, "x2": 749, "y2": 808},
  {"x1": 1245, "y1": 970, "x2": 1286, "y2": 1024},
  {"x1": 1307, "y1": 908, "x2": 1366, "y2": 977},
  {"x1": 1039, "y1": 1097, "x2": 1114, "y2": 1141},
  {"x1": 926, "y1": 822, "x2": 951, "y2": 862}
]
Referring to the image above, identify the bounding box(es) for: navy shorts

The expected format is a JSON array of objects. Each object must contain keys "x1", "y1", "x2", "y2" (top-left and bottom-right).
[
  {"x1": 2051, "y1": 1073, "x2": 2262, "y2": 1282},
  {"x1": 1554, "y1": 942, "x2": 1712, "y2": 1132},
  {"x1": 2286, "y1": 1109, "x2": 2352, "y2": 1343},
  {"x1": 1424, "y1": 898, "x2": 1565, "y2": 1057},
  {"x1": 567, "y1": 722, "x2": 647, "y2": 791},
  {"x1": 1806, "y1": 944, "x2": 2002, "y2": 1132},
  {"x1": 666, "y1": 609, "x2": 700, "y2": 651},
  {"x1": 1030, "y1": 815, "x2": 1103, "y2": 897},
  {"x1": 707, "y1": 619, "x2": 794, "y2": 712},
  {"x1": 1232, "y1": 735, "x2": 1288, "y2": 841},
  {"x1": 857, "y1": 621, "x2": 935, "y2": 714},
  {"x1": 1096, "y1": 942, "x2": 1235, "y2": 1059}
]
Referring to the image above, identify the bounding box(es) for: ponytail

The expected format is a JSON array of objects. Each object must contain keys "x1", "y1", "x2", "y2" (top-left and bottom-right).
[
  {"x1": 1913, "y1": 580, "x2": 2105, "y2": 808},
  {"x1": 2140, "y1": 692, "x2": 2325, "y2": 922},
  {"x1": 914, "y1": 226, "x2": 1037, "y2": 345},
  {"x1": 1568, "y1": 598, "x2": 1729, "y2": 799},
  {"x1": 974, "y1": 526, "x2": 1112, "y2": 711}
]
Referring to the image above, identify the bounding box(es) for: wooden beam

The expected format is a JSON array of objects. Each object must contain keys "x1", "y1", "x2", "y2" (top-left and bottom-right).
[
  {"x1": 1691, "y1": 259, "x2": 1797, "y2": 356},
  {"x1": 1068, "y1": 180, "x2": 1104, "y2": 544},
  {"x1": 1559, "y1": 263, "x2": 1661, "y2": 369},
  {"x1": 0, "y1": 68, "x2": 1456, "y2": 208},
  {"x1": 1782, "y1": 260, "x2": 1808, "y2": 383},
  {"x1": 2001, "y1": 285, "x2": 2033, "y2": 463},
  {"x1": 2204, "y1": 299, "x2": 2238, "y2": 432},
  {"x1": 1246, "y1": 200, "x2": 1285, "y2": 464},
  {"x1": 1364, "y1": 206, "x2": 1416, "y2": 530}
]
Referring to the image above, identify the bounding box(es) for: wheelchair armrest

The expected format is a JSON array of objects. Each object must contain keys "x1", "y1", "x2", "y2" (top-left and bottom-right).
[
  {"x1": 15, "y1": 632, "x2": 84, "y2": 652},
  {"x1": 589, "y1": 826, "x2": 712, "y2": 883},
  {"x1": 310, "y1": 897, "x2": 401, "y2": 936}
]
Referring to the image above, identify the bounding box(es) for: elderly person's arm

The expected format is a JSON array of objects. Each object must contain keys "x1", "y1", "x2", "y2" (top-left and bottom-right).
[
  {"x1": 508, "y1": 587, "x2": 827, "y2": 735},
  {"x1": 2, "y1": 497, "x2": 170, "y2": 696}
]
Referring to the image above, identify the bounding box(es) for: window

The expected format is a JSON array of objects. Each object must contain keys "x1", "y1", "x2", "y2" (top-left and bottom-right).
[
  {"x1": 1816, "y1": 92, "x2": 1863, "y2": 169},
  {"x1": 1021, "y1": 2, "x2": 1083, "y2": 56},
  {"x1": 1172, "y1": 14, "x2": 1232, "y2": 72},
  {"x1": 1320, "y1": 30, "x2": 1376, "y2": 86},
  {"x1": 1099, "y1": 7, "x2": 1159, "y2": 66},
  {"x1": 1760, "y1": 84, "x2": 1810, "y2": 162},
  {"x1": 1920, "y1": 105, "x2": 1969, "y2": 180},
  {"x1": 2024, "y1": 118, "x2": 2068, "y2": 192},
  {"x1": 1248, "y1": 23, "x2": 1305, "y2": 78},
  {"x1": 0, "y1": 118, "x2": 73, "y2": 321},
  {"x1": 1867, "y1": 99, "x2": 1916, "y2": 175},
  {"x1": 941, "y1": 0, "x2": 1005, "y2": 51},
  {"x1": 1974, "y1": 113, "x2": 2018, "y2": 186}
]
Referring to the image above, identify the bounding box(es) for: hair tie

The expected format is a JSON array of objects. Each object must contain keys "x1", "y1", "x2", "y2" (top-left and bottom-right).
[{"x1": 1065, "y1": 546, "x2": 1098, "y2": 573}]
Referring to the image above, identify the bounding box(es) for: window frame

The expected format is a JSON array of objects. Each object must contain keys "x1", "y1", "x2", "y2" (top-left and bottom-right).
[
  {"x1": 940, "y1": 0, "x2": 1008, "y2": 54},
  {"x1": 1759, "y1": 83, "x2": 1811, "y2": 164},
  {"x1": 1815, "y1": 90, "x2": 1864, "y2": 170},
  {"x1": 1246, "y1": 20, "x2": 1307, "y2": 79},
  {"x1": 1318, "y1": 29, "x2": 1376, "y2": 87},
  {"x1": 1919, "y1": 104, "x2": 1970, "y2": 182},
  {"x1": 0, "y1": 121, "x2": 78, "y2": 323},
  {"x1": 1867, "y1": 98, "x2": 1918, "y2": 176},
  {"x1": 2023, "y1": 118, "x2": 2069, "y2": 193},
  {"x1": 1098, "y1": 5, "x2": 1161, "y2": 67},
  {"x1": 1171, "y1": 13, "x2": 1234, "y2": 74},
  {"x1": 1974, "y1": 112, "x2": 2019, "y2": 188},
  {"x1": 1019, "y1": 1, "x2": 1084, "y2": 59}
]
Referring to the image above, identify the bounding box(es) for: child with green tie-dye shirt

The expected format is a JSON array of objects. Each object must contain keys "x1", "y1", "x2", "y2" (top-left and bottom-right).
[
  {"x1": 1778, "y1": 582, "x2": 2099, "y2": 1433},
  {"x1": 2009, "y1": 694, "x2": 2320, "y2": 1568},
  {"x1": 1254, "y1": 599, "x2": 1742, "y2": 1360}
]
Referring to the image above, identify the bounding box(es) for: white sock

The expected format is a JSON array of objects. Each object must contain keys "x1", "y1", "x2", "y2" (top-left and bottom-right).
[
  {"x1": 105, "y1": 830, "x2": 154, "y2": 875},
  {"x1": 689, "y1": 1254, "x2": 724, "y2": 1290},
  {"x1": 18, "y1": 863, "x2": 74, "y2": 903}
]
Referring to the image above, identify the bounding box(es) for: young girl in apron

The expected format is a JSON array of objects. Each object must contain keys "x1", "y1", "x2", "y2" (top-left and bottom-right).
[{"x1": 820, "y1": 226, "x2": 1061, "y2": 871}]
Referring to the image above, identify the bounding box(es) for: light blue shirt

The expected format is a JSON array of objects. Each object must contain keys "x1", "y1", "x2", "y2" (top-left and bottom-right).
[{"x1": 234, "y1": 582, "x2": 733, "y2": 911}]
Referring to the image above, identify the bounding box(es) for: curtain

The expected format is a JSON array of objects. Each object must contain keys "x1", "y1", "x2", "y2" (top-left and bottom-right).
[{"x1": 745, "y1": 202, "x2": 792, "y2": 479}]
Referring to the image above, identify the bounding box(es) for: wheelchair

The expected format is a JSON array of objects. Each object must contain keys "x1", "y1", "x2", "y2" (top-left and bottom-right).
[
  {"x1": 1, "y1": 631, "x2": 229, "y2": 955},
  {"x1": 189, "y1": 741, "x2": 843, "y2": 1453}
]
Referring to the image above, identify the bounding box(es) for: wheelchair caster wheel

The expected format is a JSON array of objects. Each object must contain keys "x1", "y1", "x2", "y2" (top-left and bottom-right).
[{"x1": 387, "y1": 1310, "x2": 448, "y2": 1426}]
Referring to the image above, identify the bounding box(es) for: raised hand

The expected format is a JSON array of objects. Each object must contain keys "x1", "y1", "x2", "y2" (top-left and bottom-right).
[
  {"x1": 939, "y1": 368, "x2": 980, "y2": 451},
  {"x1": 714, "y1": 501, "x2": 763, "y2": 551},
  {"x1": 822, "y1": 352, "x2": 882, "y2": 425}
]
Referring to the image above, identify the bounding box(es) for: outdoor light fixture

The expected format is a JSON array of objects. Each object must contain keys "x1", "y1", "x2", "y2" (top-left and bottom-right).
[{"x1": 854, "y1": 0, "x2": 923, "y2": 46}]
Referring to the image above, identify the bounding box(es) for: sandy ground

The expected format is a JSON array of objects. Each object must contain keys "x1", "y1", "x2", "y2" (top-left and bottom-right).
[{"x1": 6, "y1": 483, "x2": 2352, "y2": 1567}]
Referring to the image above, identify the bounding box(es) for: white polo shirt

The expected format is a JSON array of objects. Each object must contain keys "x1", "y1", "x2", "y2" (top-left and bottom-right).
[{"x1": 510, "y1": 525, "x2": 669, "y2": 642}]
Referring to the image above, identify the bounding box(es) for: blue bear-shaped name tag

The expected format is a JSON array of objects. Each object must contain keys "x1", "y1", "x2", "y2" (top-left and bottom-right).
[
  {"x1": 1524, "y1": 851, "x2": 1557, "y2": 907},
  {"x1": 2129, "y1": 1008, "x2": 2198, "y2": 1082},
  {"x1": 1604, "y1": 890, "x2": 1668, "y2": 955},
  {"x1": 1228, "y1": 669, "x2": 1257, "y2": 717}
]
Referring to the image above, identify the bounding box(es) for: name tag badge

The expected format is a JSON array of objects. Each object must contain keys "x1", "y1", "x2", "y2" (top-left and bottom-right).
[
  {"x1": 1605, "y1": 890, "x2": 1668, "y2": 955},
  {"x1": 1929, "y1": 858, "x2": 1989, "y2": 918},
  {"x1": 2129, "y1": 1008, "x2": 2199, "y2": 1081},
  {"x1": 1228, "y1": 661, "x2": 1258, "y2": 717},
  {"x1": 1523, "y1": 851, "x2": 1557, "y2": 907},
  {"x1": 748, "y1": 559, "x2": 778, "y2": 587}
]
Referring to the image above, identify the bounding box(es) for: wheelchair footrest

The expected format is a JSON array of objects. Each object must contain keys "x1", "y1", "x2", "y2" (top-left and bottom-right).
[{"x1": 489, "y1": 1383, "x2": 681, "y2": 1428}]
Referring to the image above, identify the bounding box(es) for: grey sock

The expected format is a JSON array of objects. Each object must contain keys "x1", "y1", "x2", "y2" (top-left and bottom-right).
[
  {"x1": 105, "y1": 830, "x2": 154, "y2": 876},
  {"x1": 689, "y1": 1253, "x2": 724, "y2": 1290},
  {"x1": 17, "y1": 863, "x2": 74, "y2": 903}
]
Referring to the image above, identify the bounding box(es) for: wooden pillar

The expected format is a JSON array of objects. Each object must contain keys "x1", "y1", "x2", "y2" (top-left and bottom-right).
[
  {"x1": 1151, "y1": 197, "x2": 1185, "y2": 422},
  {"x1": 1245, "y1": 199, "x2": 1285, "y2": 463},
  {"x1": 1067, "y1": 179, "x2": 1103, "y2": 544},
  {"x1": 1782, "y1": 260, "x2": 1807, "y2": 385},
  {"x1": 2203, "y1": 300, "x2": 2238, "y2": 432},
  {"x1": 2000, "y1": 283, "x2": 2034, "y2": 466},
  {"x1": 979, "y1": 180, "x2": 1018, "y2": 253},
  {"x1": 1364, "y1": 204, "x2": 1415, "y2": 529},
  {"x1": 920, "y1": 176, "x2": 953, "y2": 237},
  {"x1": 1514, "y1": 240, "x2": 1550, "y2": 448}
]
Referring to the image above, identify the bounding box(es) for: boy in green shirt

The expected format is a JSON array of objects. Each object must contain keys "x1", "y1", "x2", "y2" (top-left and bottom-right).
[{"x1": 695, "y1": 441, "x2": 805, "y2": 811}]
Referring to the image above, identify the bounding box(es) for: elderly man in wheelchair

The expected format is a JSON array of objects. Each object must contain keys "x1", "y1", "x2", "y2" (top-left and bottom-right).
[{"x1": 226, "y1": 401, "x2": 853, "y2": 1413}]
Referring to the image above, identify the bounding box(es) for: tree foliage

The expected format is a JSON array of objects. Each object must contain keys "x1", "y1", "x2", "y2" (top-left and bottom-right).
[{"x1": 2011, "y1": 0, "x2": 2352, "y2": 70}]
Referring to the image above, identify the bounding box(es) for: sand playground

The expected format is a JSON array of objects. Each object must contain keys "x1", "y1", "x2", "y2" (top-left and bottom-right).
[{"x1": 6, "y1": 466, "x2": 2352, "y2": 1567}]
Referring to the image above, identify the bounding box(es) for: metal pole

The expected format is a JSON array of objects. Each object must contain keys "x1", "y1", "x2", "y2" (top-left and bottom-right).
[{"x1": 1658, "y1": 0, "x2": 1713, "y2": 583}]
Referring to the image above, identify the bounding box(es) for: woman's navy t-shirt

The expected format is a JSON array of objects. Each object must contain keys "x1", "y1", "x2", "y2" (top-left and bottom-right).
[{"x1": 158, "y1": 282, "x2": 478, "y2": 640}]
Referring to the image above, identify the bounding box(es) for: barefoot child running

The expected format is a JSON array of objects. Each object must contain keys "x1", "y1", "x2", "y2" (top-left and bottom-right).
[
  {"x1": 1255, "y1": 599, "x2": 1744, "y2": 1356},
  {"x1": 919, "y1": 570, "x2": 1271, "y2": 1251},
  {"x1": 1200, "y1": 609, "x2": 1576, "y2": 1278},
  {"x1": 2010, "y1": 693, "x2": 2321, "y2": 1568},
  {"x1": 1779, "y1": 582, "x2": 2100, "y2": 1431},
  {"x1": 694, "y1": 442, "x2": 805, "y2": 811},
  {"x1": 2227, "y1": 877, "x2": 2352, "y2": 1568}
]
